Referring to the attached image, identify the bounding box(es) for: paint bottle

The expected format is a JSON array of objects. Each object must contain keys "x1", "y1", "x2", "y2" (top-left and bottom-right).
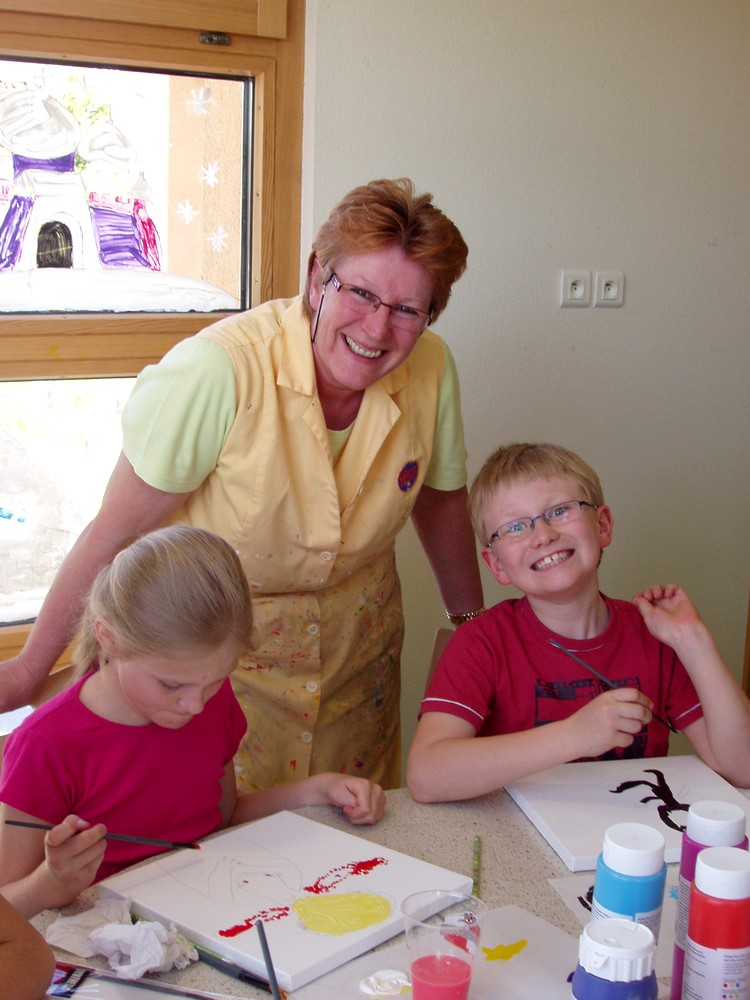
[
  {"x1": 571, "y1": 917, "x2": 657, "y2": 1000},
  {"x1": 670, "y1": 799, "x2": 748, "y2": 1000},
  {"x1": 682, "y1": 845, "x2": 750, "y2": 1000},
  {"x1": 591, "y1": 823, "x2": 666, "y2": 942}
]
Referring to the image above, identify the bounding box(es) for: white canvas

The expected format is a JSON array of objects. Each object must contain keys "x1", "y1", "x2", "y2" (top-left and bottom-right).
[
  {"x1": 98, "y1": 812, "x2": 472, "y2": 991},
  {"x1": 506, "y1": 755, "x2": 750, "y2": 871}
]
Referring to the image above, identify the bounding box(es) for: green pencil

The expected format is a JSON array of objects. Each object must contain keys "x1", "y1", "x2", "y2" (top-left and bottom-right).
[{"x1": 472, "y1": 834, "x2": 482, "y2": 896}]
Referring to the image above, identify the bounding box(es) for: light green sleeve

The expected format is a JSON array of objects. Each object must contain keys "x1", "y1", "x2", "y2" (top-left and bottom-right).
[
  {"x1": 122, "y1": 337, "x2": 237, "y2": 493},
  {"x1": 423, "y1": 342, "x2": 469, "y2": 491}
]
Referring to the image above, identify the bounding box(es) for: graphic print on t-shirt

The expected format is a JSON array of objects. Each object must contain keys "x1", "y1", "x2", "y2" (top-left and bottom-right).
[{"x1": 534, "y1": 674, "x2": 648, "y2": 759}]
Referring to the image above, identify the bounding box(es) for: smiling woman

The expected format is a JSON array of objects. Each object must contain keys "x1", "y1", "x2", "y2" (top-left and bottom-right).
[{"x1": 0, "y1": 178, "x2": 485, "y2": 798}]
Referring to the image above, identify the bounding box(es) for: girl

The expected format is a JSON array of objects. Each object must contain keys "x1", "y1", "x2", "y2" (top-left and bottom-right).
[{"x1": 0, "y1": 526, "x2": 385, "y2": 919}]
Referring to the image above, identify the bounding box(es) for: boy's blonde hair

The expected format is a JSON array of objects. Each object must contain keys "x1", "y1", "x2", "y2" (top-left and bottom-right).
[
  {"x1": 468, "y1": 442, "x2": 605, "y2": 543},
  {"x1": 74, "y1": 525, "x2": 253, "y2": 673}
]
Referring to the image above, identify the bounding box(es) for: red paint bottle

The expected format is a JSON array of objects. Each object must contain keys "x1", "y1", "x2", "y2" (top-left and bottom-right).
[
  {"x1": 670, "y1": 800, "x2": 747, "y2": 1000},
  {"x1": 682, "y1": 846, "x2": 750, "y2": 1000}
]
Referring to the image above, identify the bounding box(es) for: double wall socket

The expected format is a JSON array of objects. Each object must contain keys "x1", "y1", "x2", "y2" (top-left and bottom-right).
[{"x1": 559, "y1": 269, "x2": 624, "y2": 308}]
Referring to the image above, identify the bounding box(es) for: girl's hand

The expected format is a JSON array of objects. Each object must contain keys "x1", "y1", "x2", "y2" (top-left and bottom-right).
[
  {"x1": 43, "y1": 814, "x2": 107, "y2": 898},
  {"x1": 318, "y1": 775, "x2": 386, "y2": 825}
]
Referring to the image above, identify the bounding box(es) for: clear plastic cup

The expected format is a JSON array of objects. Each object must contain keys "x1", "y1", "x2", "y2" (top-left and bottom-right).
[{"x1": 401, "y1": 890, "x2": 488, "y2": 1000}]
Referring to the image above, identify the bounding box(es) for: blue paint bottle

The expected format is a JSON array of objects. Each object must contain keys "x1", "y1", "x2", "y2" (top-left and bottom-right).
[
  {"x1": 591, "y1": 823, "x2": 667, "y2": 942},
  {"x1": 571, "y1": 918, "x2": 657, "y2": 999}
]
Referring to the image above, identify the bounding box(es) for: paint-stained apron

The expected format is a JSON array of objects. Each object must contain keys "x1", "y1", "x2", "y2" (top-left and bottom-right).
[{"x1": 172, "y1": 299, "x2": 444, "y2": 792}]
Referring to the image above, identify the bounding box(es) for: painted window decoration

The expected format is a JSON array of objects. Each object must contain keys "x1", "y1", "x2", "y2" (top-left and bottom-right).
[{"x1": 0, "y1": 59, "x2": 250, "y2": 313}]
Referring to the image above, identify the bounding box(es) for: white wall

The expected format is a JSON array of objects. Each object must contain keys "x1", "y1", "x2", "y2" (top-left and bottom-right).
[{"x1": 302, "y1": 0, "x2": 750, "y2": 778}]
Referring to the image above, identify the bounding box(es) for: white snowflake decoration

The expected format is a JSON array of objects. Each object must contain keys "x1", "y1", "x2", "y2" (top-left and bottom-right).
[
  {"x1": 186, "y1": 87, "x2": 214, "y2": 116},
  {"x1": 201, "y1": 162, "x2": 220, "y2": 188},
  {"x1": 177, "y1": 200, "x2": 199, "y2": 225},
  {"x1": 207, "y1": 226, "x2": 229, "y2": 252}
]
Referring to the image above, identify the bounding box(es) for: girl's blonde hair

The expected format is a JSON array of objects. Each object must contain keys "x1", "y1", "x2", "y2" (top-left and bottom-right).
[
  {"x1": 74, "y1": 526, "x2": 253, "y2": 673},
  {"x1": 468, "y1": 442, "x2": 605, "y2": 542},
  {"x1": 303, "y1": 178, "x2": 468, "y2": 323}
]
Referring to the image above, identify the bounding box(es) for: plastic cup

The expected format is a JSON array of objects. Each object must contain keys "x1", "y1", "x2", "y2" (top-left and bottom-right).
[{"x1": 401, "y1": 890, "x2": 488, "y2": 1000}]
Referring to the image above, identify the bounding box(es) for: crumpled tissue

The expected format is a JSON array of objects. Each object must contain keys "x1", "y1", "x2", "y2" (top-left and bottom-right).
[{"x1": 45, "y1": 896, "x2": 198, "y2": 979}]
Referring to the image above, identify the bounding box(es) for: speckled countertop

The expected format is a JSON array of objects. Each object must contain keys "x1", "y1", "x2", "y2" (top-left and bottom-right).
[{"x1": 33, "y1": 787, "x2": 582, "y2": 998}]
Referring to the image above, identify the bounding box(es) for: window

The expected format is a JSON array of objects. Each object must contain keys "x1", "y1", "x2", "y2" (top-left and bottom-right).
[
  {"x1": 1, "y1": 59, "x2": 251, "y2": 314},
  {"x1": 0, "y1": 377, "x2": 135, "y2": 626},
  {"x1": 0, "y1": 0, "x2": 304, "y2": 663}
]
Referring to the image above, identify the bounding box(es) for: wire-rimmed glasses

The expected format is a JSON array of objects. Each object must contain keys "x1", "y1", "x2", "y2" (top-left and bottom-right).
[
  {"x1": 327, "y1": 272, "x2": 432, "y2": 334},
  {"x1": 486, "y1": 500, "x2": 598, "y2": 548}
]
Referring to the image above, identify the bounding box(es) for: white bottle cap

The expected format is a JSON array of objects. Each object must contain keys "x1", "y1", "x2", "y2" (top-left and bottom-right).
[
  {"x1": 695, "y1": 846, "x2": 750, "y2": 900},
  {"x1": 687, "y1": 800, "x2": 746, "y2": 847},
  {"x1": 602, "y1": 823, "x2": 666, "y2": 877},
  {"x1": 578, "y1": 918, "x2": 655, "y2": 982}
]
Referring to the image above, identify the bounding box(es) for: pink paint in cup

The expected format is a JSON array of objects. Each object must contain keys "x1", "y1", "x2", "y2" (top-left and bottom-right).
[{"x1": 401, "y1": 890, "x2": 488, "y2": 1000}]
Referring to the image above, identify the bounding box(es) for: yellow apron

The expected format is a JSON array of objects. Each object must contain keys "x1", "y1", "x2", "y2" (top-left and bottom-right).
[{"x1": 173, "y1": 299, "x2": 444, "y2": 791}]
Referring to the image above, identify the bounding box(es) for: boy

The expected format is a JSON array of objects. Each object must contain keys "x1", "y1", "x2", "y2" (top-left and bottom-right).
[{"x1": 407, "y1": 442, "x2": 750, "y2": 802}]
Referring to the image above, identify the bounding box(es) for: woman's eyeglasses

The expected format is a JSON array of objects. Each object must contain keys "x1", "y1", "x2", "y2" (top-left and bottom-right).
[{"x1": 327, "y1": 272, "x2": 432, "y2": 334}]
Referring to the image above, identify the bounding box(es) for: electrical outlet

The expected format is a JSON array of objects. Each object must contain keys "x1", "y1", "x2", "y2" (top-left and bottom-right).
[
  {"x1": 559, "y1": 270, "x2": 591, "y2": 307},
  {"x1": 594, "y1": 270, "x2": 624, "y2": 307}
]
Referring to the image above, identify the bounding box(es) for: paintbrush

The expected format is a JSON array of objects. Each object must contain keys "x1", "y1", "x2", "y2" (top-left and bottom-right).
[
  {"x1": 4, "y1": 819, "x2": 201, "y2": 850},
  {"x1": 54, "y1": 961, "x2": 220, "y2": 999},
  {"x1": 549, "y1": 639, "x2": 678, "y2": 734},
  {"x1": 256, "y1": 919, "x2": 283, "y2": 1000}
]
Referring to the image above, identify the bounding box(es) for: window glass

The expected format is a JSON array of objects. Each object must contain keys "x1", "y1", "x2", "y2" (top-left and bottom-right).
[
  {"x1": 0, "y1": 378, "x2": 134, "y2": 624},
  {"x1": 0, "y1": 59, "x2": 250, "y2": 313}
]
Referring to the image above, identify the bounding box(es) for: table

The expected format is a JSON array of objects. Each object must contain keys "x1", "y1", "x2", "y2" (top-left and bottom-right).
[{"x1": 33, "y1": 787, "x2": 585, "y2": 997}]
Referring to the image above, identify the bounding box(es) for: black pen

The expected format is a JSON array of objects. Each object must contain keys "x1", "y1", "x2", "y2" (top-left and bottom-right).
[{"x1": 194, "y1": 942, "x2": 284, "y2": 996}]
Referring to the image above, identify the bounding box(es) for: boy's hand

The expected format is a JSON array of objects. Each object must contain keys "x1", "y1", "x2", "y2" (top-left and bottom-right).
[
  {"x1": 570, "y1": 688, "x2": 655, "y2": 758},
  {"x1": 43, "y1": 815, "x2": 107, "y2": 898},
  {"x1": 318, "y1": 776, "x2": 386, "y2": 825},
  {"x1": 632, "y1": 583, "x2": 705, "y2": 649}
]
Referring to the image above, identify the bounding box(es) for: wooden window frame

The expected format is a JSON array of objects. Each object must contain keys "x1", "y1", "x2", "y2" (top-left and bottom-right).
[{"x1": 0, "y1": 0, "x2": 304, "y2": 665}]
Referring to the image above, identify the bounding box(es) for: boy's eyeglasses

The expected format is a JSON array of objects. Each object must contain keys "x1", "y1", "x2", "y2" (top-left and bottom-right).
[
  {"x1": 328, "y1": 272, "x2": 432, "y2": 334},
  {"x1": 486, "y1": 500, "x2": 598, "y2": 548}
]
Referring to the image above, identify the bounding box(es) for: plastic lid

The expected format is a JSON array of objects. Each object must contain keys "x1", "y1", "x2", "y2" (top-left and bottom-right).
[
  {"x1": 686, "y1": 800, "x2": 746, "y2": 847},
  {"x1": 601, "y1": 823, "x2": 666, "y2": 877},
  {"x1": 578, "y1": 918, "x2": 655, "y2": 982},
  {"x1": 695, "y1": 846, "x2": 750, "y2": 900}
]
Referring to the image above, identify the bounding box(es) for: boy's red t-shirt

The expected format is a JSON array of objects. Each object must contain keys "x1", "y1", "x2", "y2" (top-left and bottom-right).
[{"x1": 420, "y1": 595, "x2": 702, "y2": 759}]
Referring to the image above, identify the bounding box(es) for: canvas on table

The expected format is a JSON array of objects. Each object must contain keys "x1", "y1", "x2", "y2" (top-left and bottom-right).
[
  {"x1": 98, "y1": 812, "x2": 472, "y2": 991},
  {"x1": 506, "y1": 754, "x2": 750, "y2": 871}
]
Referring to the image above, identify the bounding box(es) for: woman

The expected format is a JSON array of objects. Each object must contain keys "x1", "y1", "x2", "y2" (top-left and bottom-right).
[{"x1": 1, "y1": 178, "x2": 484, "y2": 790}]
